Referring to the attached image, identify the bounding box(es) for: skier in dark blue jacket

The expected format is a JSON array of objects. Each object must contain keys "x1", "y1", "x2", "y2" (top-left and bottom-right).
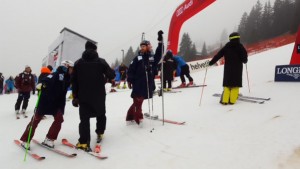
[
  {"x1": 20, "y1": 60, "x2": 74, "y2": 149},
  {"x1": 126, "y1": 30, "x2": 164, "y2": 126}
]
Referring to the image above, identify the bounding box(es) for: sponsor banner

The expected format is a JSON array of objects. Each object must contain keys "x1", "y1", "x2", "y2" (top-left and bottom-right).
[
  {"x1": 275, "y1": 64, "x2": 300, "y2": 82},
  {"x1": 187, "y1": 59, "x2": 211, "y2": 73}
]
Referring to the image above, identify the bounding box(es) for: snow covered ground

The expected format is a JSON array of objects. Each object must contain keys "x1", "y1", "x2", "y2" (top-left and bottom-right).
[{"x1": 1, "y1": 43, "x2": 300, "y2": 169}]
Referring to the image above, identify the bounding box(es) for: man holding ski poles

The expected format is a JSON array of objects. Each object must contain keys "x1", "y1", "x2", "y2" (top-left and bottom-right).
[{"x1": 126, "y1": 30, "x2": 164, "y2": 126}]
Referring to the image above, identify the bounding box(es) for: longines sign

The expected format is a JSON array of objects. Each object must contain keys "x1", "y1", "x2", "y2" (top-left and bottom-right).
[{"x1": 275, "y1": 64, "x2": 300, "y2": 82}]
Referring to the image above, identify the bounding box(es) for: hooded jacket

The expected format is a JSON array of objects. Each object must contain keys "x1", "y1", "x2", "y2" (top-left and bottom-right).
[
  {"x1": 72, "y1": 49, "x2": 115, "y2": 117},
  {"x1": 209, "y1": 39, "x2": 248, "y2": 87}
]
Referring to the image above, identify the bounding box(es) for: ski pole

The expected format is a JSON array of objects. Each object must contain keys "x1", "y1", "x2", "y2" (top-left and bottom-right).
[
  {"x1": 245, "y1": 64, "x2": 250, "y2": 93},
  {"x1": 145, "y1": 69, "x2": 154, "y2": 132},
  {"x1": 24, "y1": 90, "x2": 42, "y2": 161},
  {"x1": 199, "y1": 67, "x2": 208, "y2": 106}
]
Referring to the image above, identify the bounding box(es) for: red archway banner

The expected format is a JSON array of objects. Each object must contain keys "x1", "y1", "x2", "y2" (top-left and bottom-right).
[
  {"x1": 167, "y1": 0, "x2": 216, "y2": 54},
  {"x1": 290, "y1": 26, "x2": 300, "y2": 64}
]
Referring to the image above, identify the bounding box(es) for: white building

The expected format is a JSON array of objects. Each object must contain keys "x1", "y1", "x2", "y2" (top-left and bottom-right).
[{"x1": 43, "y1": 27, "x2": 97, "y2": 68}]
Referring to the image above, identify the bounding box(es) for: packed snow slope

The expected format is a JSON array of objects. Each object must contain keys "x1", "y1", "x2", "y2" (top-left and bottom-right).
[{"x1": 1, "y1": 43, "x2": 300, "y2": 169}]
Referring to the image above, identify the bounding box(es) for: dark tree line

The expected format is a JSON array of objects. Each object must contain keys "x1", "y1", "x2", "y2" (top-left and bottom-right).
[{"x1": 238, "y1": 0, "x2": 300, "y2": 44}]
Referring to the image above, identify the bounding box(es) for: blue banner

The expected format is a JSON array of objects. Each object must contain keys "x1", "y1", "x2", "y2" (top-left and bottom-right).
[{"x1": 275, "y1": 64, "x2": 300, "y2": 82}]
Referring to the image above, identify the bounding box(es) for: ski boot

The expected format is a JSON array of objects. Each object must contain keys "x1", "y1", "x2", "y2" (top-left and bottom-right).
[
  {"x1": 42, "y1": 137, "x2": 55, "y2": 148},
  {"x1": 15, "y1": 110, "x2": 20, "y2": 119},
  {"x1": 21, "y1": 109, "x2": 28, "y2": 118},
  {"x1": 21, "y1": 141, "x2": 31, "y2": 150},
  {"x1": 178, "y1": 82, "x2": 186, "y2": 88},
  {"x1": 96, "y1": 134, "x2": 103, "y2": 143},
  {"x1": 76, "y1": 142, "x2": 92, "y2": 152},
  {"x1": 187, "y1": 81, "x2": 194, "y2": 87},
  {"x1": 122, "y1": 84, "x2": 127, "y2": 89}
]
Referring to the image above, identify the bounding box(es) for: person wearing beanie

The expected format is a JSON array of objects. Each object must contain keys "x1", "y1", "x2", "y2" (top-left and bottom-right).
[
  {"x1": 47, "y1": 65, "x2": 53, "y2": 72},
  {"x1": 14, "y1": 65, "x2": 35, "y2": 119},
  {"x1": 125, "y1": 30, "x2": 164, "y2": 126},
  {"x1": 19, "y1": 61, "x2": 74, "y2": 149},
  {"x1": 159, "y1": 50, "x2": 176, "y2": 91},
  {"x1": 209, "y1": 32, "x2": 248, "y2": 105},
  {"x1": 71, "y1": 40, "x2": 115, "y2": 151},
  {"x1": 85, "y1": 41, "x2": 97, "y2": 50}
]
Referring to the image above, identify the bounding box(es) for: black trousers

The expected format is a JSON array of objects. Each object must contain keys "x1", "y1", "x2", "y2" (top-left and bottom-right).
[
  {"x1": 163, "y1": 80, "x2": 172, "y2": 89},
  {"x1": 78, "y1": 104, "x2": 106, "y2": 145},
  {"x1": 15, "y1": 92, "x2": 31, "y2": 111},
  {"x1": 180, "y1": 65, "x2": 193, "y2": 83}
]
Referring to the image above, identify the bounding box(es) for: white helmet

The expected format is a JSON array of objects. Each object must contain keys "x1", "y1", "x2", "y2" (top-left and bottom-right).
[{"x1": 61, "y1": 60, "x2": 74, "y2": 68}]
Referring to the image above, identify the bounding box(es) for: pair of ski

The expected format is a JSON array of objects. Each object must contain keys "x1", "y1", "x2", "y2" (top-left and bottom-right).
[
  {"x1": 213, "y1": 93, "x2": 271, "y2": 104},
  {"x1": 144, "y1": 113, "x2": 185, "y2": 125},
  {"x1": 14, "y1": 139, "x2": 107, "y2": 160},
  {"x1": 172, "y1": 84, "x2": 207, "y2": 89}
]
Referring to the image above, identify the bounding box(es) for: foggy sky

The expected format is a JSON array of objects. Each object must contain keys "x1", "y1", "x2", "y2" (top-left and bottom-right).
[{"x1": 0, "y1": 0, "x2": 274, "y2": 77}]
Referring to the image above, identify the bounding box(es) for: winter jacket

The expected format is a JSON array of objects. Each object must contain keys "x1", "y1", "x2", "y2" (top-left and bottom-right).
[
  {"x1": 0, "y1": 75, "x2": 4, "y2": 88},
  {"x1": 209, "y1": 39, "x2": 248, "y2": 87},
  {"x1": 72, "y1": 49, "x2": 115, "y2": 118},
  {"x1": 15, "y1": 72, "x2": 35, "y2": 93},
  {"x1": 160, "y1": 58, "x2": 176, "y2": 81},
  {"x1": 5, "y1": 78, "x2": 14, "y2": 90},
  {"x1": 127, "y1": 42, "x2": 163, "y2": 98},
  {"x1": 37, "y1": 66, "x2": 71, "y2": 115}
]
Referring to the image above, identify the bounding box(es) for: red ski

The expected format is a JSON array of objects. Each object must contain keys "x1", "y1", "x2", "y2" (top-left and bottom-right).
[
  {"x1": 144, "y1": 113, "x2": 186, "y2": 125},
  {"x1": 61, "y1": 139, "x2": 107, "y2": 160},
  {"x1": 14, "y1": 140, "x2": 46, "y2": 161},
  {"x1": 172, "y1": 84, "x2": 207, "y2": 89},
  {"x1": 32, "y1": 139, "x2": 77, "y2": 158}
]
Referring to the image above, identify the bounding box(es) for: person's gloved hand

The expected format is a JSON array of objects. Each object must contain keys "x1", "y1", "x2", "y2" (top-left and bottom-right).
[
  {"x1": 157, "y1": 30, "x2": 164, "y2": 41},
  {"x1": 72, "y1": 98, "x2": 79, "y2": 107},
  {"x1": 128, "y1": 82, "x2": 132, "y2": 89},
  {"x1": 208, "y1": 61, "x2": 213, "y2": 66}
]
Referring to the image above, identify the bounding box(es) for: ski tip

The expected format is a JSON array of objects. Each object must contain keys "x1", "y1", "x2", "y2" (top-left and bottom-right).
[{"x1": 61, "y1": 138, "x2": 68, "y2": 143}]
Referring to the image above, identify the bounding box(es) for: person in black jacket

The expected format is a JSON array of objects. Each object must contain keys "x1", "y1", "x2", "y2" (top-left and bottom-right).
[
  {"x1": 0, "y1": 72, "x2": 4, "y2": 94},
  {"x1": 160, "y1": 50, "x2": 176, "y2": 91},
  {"x1": 126, "y1": 30, "x2": 164, "y2": 126},
  {"x1": 19, "y1": 61, "x2": 73, "y2": 149},
  {"x1": 209, "y1": 32, "x2": 248, "y2": 105},
  {"x1": 71, "y1": 41, "x2": 115, "y2": 151}
]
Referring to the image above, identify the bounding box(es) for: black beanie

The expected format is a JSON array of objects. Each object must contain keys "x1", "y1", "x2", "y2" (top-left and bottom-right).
[
  {"x1": 85, "y1": 41, "x2": 97, "y2": 50},
  {"x1": 166, "y1": 50, "x2": 173, "y2": 58},
  {"x1": 229, "y1": 32, "x2": 240, "y2": 41}
]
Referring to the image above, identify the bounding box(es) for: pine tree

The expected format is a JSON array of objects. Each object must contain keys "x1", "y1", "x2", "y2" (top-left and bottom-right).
[
  {"x1": 123, "y1": 46, "x2": 135, "y2": 67},
  {"x1": 238, "y1": 12, "x2": 248, "y2": 43},
  {"x1": 178, "y1": 33, "x2": 193, "y2": 61},
  {"x1": 201, "y1": 42, "x2": 208, "y2": 57},
  {"x1": 260, "y1": 1, "x2": 273, "y2": 40},
  {"x1": 290, "y1": 0, "x2": 299, "y2": 33}
]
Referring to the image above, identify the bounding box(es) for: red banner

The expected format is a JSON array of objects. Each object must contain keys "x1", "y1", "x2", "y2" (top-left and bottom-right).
[
  {"x1": 167, "y1": 0, "x2": 216, "y2": 54},
  {"x1": 290, "y1": 26, "x2": 300, "y2": 64}
]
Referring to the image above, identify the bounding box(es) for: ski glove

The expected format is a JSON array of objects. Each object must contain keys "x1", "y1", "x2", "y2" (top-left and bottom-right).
[
  {"x1": 208, "y1": 61, "x2": 213, "y2": 66},
  {"x1": 157, "y1": 30, "x2": 164, "y2": 41},
  {"x1": 72, "y1": 98, "x2": 79, "y2": 107},
  {"x1": 128, "y1": 82, "x2": 132, "y2": 89}
]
